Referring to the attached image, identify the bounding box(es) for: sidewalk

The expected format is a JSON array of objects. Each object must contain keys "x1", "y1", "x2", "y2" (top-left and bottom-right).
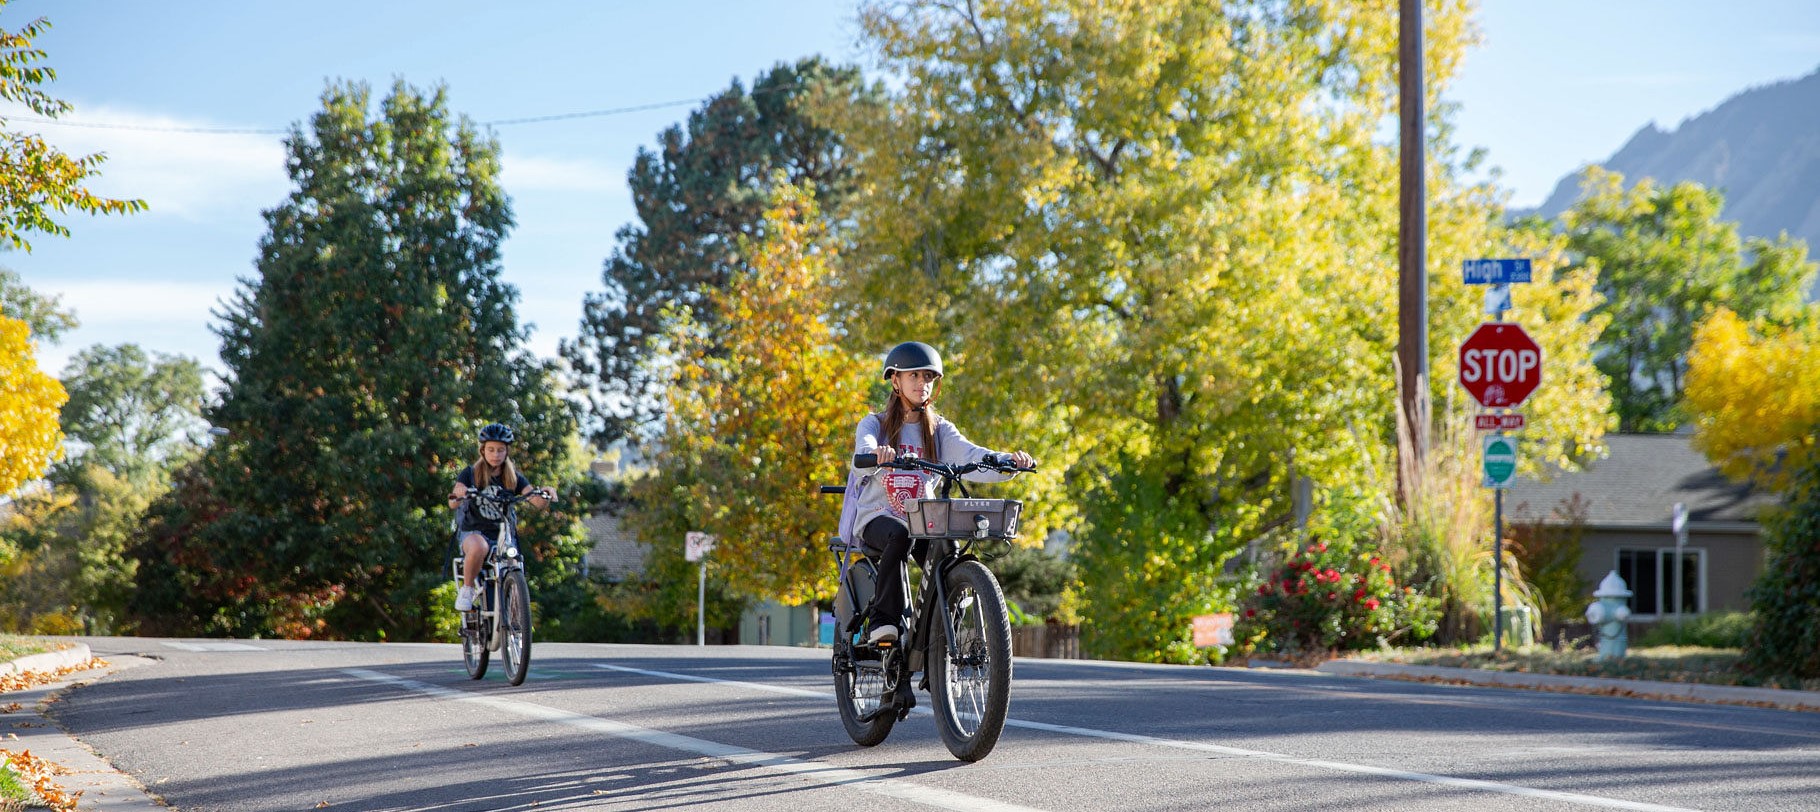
[
  {"x1": 3, "y1": 644, "x2": 168, "y2": 810},
  {"x1": 1318, "y1": 658, "x2": 1820, "y2": 712}
]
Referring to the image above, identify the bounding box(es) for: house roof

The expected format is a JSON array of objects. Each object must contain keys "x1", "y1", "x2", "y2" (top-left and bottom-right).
[{"x1": 1504, "y1": 433, "x2": 1779, "y2": 529}]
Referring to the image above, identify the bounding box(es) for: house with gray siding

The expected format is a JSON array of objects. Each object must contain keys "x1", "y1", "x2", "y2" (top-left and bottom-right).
[{"x1": 1504, "y1": 433, "x2": 1778, "y2": 619}]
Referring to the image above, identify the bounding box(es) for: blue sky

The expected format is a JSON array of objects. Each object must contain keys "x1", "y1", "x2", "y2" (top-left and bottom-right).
[{"x1": 9, "y1": 0, "x2": 1819, "y2": 380}]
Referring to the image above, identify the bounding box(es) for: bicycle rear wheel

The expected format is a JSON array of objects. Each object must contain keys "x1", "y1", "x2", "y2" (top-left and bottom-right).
[
  {"x1": 462, "y1": 584, "x2": 489, "y2": 680},
  {"x1": 833, "y1": 642, "x2": 895, "y2": 746},
  {"x1": 500, "y1": 569, "x2": 532, "y2": 686},
  {"x1": 928, "y1": 559, "x2": 1012, "y2": 761}
]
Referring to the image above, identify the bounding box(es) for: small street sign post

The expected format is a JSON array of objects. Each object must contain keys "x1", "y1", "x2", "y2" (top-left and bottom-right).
[
  {"x1": 1483, "y1": 434, "x2": 1518, "y2": 652},
  {"x1": 1672, "y1": 502, "x2": 1689, "y2": 624},
  {"x1": 686, "y1": 531, "x2": 717, "y2": 645}
]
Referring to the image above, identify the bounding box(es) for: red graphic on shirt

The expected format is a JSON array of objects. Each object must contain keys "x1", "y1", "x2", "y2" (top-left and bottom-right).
[{"x1": 884, "y1": 472, "x2": 924, "y2": 517}]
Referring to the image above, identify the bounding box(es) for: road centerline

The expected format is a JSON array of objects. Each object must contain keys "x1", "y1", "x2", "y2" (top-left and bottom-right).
[{"x1": 342, "y1": 668, "x2": 1051, "y2": 812}]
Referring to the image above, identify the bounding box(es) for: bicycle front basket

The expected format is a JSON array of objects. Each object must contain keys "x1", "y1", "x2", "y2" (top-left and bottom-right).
[{"x1": 902, "y1": 497, "x2": 1022, "y2": 540}]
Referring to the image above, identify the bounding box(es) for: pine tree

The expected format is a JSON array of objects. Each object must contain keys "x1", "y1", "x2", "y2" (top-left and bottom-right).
[{"x1": 128, "y1": 81, "x2": 583, "y2": 640}]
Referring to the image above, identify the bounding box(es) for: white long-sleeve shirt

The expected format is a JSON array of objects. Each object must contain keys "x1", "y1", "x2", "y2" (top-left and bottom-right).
[{"x1": 849, "y1": 412, "x2": 1014, "y2": 537}]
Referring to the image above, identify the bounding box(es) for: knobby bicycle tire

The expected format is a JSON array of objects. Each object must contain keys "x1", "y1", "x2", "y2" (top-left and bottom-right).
[
  {"x1": 928, "y1": 559, "x2": 1012, "y2": 761},
  {"x1": 501, "y1": 569, "x2": 533, "y2": 686}
]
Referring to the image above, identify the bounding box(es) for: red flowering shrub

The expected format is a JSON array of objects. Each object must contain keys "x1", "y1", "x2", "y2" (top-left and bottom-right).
[{"x1": 1237, "y1": 537, "x2": 1438, "y2": 655}]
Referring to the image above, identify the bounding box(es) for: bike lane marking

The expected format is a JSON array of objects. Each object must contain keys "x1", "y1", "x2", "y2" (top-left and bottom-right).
[
  {"x1": 591, "y1": 664, "x2": 1702, "y2": 812},
  {"x1": 342, "y1": 668, "x2": 1051, "y2": 812}
]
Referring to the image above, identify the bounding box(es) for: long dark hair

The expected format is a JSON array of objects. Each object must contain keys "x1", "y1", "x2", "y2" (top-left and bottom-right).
[{"x1": 879, "y1": 378, "x2": 940, "y2": 462}]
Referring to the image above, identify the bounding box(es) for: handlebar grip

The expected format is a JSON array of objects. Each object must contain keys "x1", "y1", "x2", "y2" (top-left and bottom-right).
[
  {"x1": 819, "y1": 485, "x2": 846, "y2": 495},
  {"x1": 853, "y1": 453, "x2": 878, "y2": 468}
]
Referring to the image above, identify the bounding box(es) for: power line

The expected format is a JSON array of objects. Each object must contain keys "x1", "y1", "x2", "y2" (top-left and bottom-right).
[{"x1": 4, "y1": 96, "x2": 709, "y2": 136}]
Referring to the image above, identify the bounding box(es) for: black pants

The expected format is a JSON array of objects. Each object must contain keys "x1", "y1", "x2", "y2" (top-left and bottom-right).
[{"x1": 861, "y1": 517, "x2": 914, "y2": 629}]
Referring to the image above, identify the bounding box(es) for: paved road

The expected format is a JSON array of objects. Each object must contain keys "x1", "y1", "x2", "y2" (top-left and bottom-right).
[{"x1": 47, "y1": 638, "x2": 1820, "y2": 812}]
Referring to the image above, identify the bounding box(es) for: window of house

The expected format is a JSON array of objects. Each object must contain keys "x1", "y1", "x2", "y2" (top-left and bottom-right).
[{"x1": 1615, "y1": 548, "x2": 1704, "y2": 617}]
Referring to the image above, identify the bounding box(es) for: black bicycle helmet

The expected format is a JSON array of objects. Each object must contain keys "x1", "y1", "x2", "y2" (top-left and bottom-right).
[
  {"x1": 881, "y1": 341, "x2": 943, "y2": 380},
  {"x1": 477, "y1": 422, "x2": 515, "y2": 445}
]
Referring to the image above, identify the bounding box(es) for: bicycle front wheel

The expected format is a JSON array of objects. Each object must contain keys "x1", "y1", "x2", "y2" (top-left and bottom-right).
[
  {"x1": 500, "y1": 569, "x2": 533, "y2": 686},
  {"x1": 928, "y1": 559, "x2": 1012, "y2": 762}
]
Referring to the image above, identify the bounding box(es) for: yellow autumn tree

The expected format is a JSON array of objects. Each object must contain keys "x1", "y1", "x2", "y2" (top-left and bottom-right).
[
  {"x1": 0, "y1": 315, "x2": 65, "y2": 495},
  {"x1": 634, "y1": 181, "x2": 874, "y2": 610},
  {"x1": 1684, "y1": 307, "x2": 1820, "y2": 488}
]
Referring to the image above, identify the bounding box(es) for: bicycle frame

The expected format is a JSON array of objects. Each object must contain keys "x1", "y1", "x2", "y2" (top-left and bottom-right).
[
  {"x1": 453, "y1": 495, "x2": 534, "y2": 649},
  {"x1": 832, "y1": 455, "x2": 1024, "y2": 722}
]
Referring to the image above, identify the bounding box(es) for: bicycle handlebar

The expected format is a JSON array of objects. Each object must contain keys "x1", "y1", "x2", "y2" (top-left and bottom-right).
[
  {"x1": 455, "y1": 487, "x2": 559, "y2": 507},
  {"x1": 852, "y1": 452, "x2": 1036, "y2": 476}
]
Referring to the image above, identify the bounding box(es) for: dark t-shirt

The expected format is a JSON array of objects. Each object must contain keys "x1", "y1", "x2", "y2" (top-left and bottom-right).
[{"x1": 456, "y1": 465, "x2": 531, "y2": 538}]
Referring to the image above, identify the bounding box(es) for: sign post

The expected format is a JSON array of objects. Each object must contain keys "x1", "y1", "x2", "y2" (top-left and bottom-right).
[
  {"x1": 1463, "y1": 259, "x2": 1537, "y2": 654},
  {"x1": 1671, "y1": 503, "x2": 1688, "y2": 625},
  {"x1": 686, "y1": 531, "x2": 716, "y2": 646},
  {"x1": 1482, "y1": 435, "x2": 1518, "y2": 651}
]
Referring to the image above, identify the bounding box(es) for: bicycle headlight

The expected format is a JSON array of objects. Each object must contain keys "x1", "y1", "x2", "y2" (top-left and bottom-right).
[
  {"x1": 974, "y1": 515, "x2": 990, "y2": 539},
  {"x1": 505, "y1": 545, "x2": 519, "y2": 559}
]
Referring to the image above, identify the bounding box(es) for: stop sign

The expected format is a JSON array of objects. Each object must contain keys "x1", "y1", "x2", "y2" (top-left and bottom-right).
[{"x1": 1459, "y1": 323, "x2": 1542, "y2": 408}]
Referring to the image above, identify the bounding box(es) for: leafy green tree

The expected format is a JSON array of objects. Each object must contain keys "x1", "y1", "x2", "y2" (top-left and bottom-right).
[
  {"x1": 562, "y1": 57, "x2": 877, "y2": 448},
  {"x1": 1555, "y1": 166, "x2": 1816, "y2": 432},
  {"x1": 127, "y1": 80, "x2": 585, "y2": 640},
  {"x1": 54, "y1": 344, "x2": 207, "y2": 486},
  {"x1": 0, "y1": 4, "x2": 144, "y2": 249},
  {"x1": 0, "y1": 267, "x2": 77, "y2": 342},
  {"x1": 832, "y1": 0, "x2": 1610, "y2": 660},
  {"x1": 0, "y1": 464, "x2": 148, "y2": 633},
  {"x1": 0, "y1": 344, "x2": 204, "y2": 633}
]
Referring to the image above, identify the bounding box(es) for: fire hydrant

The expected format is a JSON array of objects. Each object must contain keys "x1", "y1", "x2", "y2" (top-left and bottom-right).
[{"x1": 1584, "y1": 570, "x2": 1632, "y2": 660}]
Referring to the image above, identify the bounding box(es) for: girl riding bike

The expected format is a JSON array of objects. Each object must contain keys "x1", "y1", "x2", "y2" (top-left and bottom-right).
[
  {"x1": 447, "y1": 422, "x2": 555, "y2": 611},
  {"x1": 850, "y1": 342, "x2": 1034, "y2": 644}
]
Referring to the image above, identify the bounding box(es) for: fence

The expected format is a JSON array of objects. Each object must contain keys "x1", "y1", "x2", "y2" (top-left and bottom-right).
[{"x1": 1010, "y1": 623, "x2": 1081, "y2": 659}]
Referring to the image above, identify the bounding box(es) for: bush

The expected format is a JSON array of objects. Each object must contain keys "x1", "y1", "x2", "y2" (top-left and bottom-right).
[
  {"x1": 1636, "y1": 610, "x2": 1753, "y2": 649},
  {"x1": 1743, "y1": 463, "x2": 1820, "y2": 679},
  {"x1": 1237, "y1": 536, "x2": 1439, "y2": 655}
]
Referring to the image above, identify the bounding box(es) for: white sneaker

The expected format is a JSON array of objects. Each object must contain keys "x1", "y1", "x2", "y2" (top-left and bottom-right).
[
  {"x1": 455, "y1": 585, "x2": 476, "y2": 612},
  {"x1": 867, "y1": 624, "x2": 899, "y2": 644}
]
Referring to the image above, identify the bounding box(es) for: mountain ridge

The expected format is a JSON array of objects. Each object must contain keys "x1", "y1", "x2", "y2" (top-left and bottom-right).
[{"x1": 1534, "y1": 66, "x2": 1820, "y2": 272}]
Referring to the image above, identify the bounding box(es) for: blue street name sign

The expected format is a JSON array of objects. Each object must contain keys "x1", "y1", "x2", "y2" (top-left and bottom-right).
[{"x1": 1463, "y1": 258, "x2": 1532, "y2": 285}]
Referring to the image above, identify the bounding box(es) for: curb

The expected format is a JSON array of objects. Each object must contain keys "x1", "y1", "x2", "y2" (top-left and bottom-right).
[
  {"x1": 1, "y1": 642, "x2": 94, "y2": 677},
  {"x1": 1317, "y1": 659, "x2": 1820, "y2": 712},
  {"x1": 3, "y1": 645, "x2": 169, "y2": 810}
]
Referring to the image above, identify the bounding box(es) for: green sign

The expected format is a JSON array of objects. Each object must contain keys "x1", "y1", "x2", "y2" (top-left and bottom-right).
[{"x1": 1482, "y1": 435, "x2": 1517, "y2": 488}]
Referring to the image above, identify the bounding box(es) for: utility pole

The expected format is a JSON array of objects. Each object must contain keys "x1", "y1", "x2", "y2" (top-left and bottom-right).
[{"x1": 1397, "y1": 0, "x2": 1429, "y2": 502}]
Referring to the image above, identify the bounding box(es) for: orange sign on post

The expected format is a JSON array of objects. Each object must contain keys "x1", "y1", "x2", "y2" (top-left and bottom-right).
[{"x1": 1191, "y1": 613, "x2": 1235, "y2": 647}]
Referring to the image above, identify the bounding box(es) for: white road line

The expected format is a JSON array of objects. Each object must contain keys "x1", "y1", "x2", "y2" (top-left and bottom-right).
[
  {"x1": 161, "y1": 641, "x2": 266, "y2": 652},
  {"x1": 592, "y1": 663, "x2": 1703, "y2": 812},
  {"x1": 341, "y1": 668, "x2": 1050, "y2": 812}
]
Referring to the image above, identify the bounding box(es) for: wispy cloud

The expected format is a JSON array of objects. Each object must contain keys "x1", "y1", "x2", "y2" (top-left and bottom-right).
[
  {"x1": 5, "y1": 102, "x2": 290, "y2": 221},
  {"x1": 29, "y1": 279, "x2": 232, "y2": 375}
]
